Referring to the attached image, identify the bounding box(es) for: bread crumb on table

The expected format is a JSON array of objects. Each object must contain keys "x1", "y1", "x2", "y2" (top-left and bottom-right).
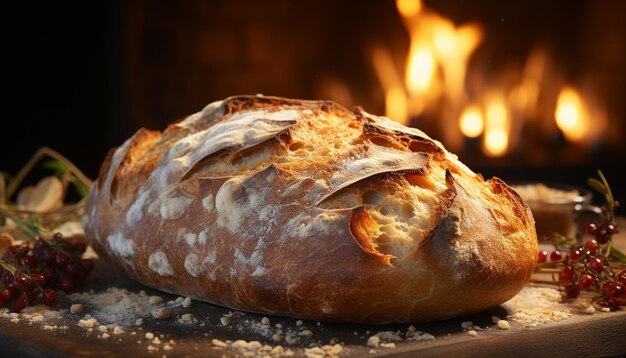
[
  {"x1": 497, "y1": 320, "x2": 511, "y2": 330},
  {"x1": 151, "y1": 307, "x2": 170, "y2": 320},
  {"x1": 70, "y1": 304, "x2": 84, "y2": 314},
  {"x1": 181, "y1": 297, "x2": 192, "y2": 308}
]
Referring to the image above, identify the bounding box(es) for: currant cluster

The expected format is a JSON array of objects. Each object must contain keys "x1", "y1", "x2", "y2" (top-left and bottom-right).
[
  {"x1": 584, "y1": 222, "x2": 618, "y2": 244},
  {"x1": 542, "y1": 224, "x2": 625, "y2": 308},
  {"x1": 0, "y1": 233, "x2": 94, "y2": 312}
]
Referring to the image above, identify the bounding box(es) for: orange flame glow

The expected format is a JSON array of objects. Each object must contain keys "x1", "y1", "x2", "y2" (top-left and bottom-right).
[
  {"x1": 459, "y1": 105, "x2": 484, "y2": 138},
  {"x1": 368, "y1": 1, "x2": 607, "y2": 160},
  {"x1": 483, "y1": 96, "x2": 510, "y2": 157},
  {"x1": 372, "y1": 47, "x2": 409, "y2": 124},
  {"x1": 555, "y1": 87, "x2": 589, "y2": 142}
]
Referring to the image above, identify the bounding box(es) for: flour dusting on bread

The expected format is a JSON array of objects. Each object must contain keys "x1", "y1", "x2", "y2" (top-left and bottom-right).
[{"x1": 85, "y1": 95, "x2": 537, "y2": 324}]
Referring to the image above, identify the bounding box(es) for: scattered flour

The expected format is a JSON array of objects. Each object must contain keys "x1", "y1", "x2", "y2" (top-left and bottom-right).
[
  {"x1": 503, "y1": 286, "x2": 572, "y2": 327},
  {"x1": 106, "y1": 232, "x2": 135, "y2": 258},
  {"x1": 148, "y1": 251, "x2": 174, "y2": 276}
]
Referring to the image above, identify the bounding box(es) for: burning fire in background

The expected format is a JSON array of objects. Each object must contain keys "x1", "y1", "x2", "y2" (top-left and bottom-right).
[{"x1": 372, "y1": 0, "x2": 608, "y2": 159}]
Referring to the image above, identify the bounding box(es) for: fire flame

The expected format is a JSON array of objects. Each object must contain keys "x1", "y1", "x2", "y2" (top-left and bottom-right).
[
  {"x1": 369, "y1": 1, "x2": 607, "y2": 158},
  {"x1": 483, "y1": 96, "x2": 510, "y2": 157},
  {"x1": 555, "y1": 86, "x2": 589, "y2": 142},
  {"x1": 459, "y1": 105, "x2": 484, "y2": 138}
]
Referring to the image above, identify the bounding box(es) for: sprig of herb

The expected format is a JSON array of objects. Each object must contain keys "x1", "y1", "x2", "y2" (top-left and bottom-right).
[{"x1": 43, "y1": 160, "x2": 90, "y2": 198}]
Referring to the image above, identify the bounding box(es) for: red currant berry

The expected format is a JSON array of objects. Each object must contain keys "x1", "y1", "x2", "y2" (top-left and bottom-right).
[
  {"x1": 1, "y1": 288, "x2": 13, "y2": 301},
  {"x1": 595, "y1": 229, "x2": 609, "y2": 244},
  {"x1": 578, "y1": 274, "x2": 594, "y2": 288},
  {"x1": 587, "y1": 257, "x2": 604, "y2": 272},
  {"x1": 605, "y1": 224, "x2": 617, "y2": 235},
  {"x1": 67, "y1": 261, "x2": 81, "y2": 276},
  {"x1": 12, "y1": 296, "x2": 28, "y2": 312},
  {"x1": 42, "y1": 266, "x2": 58, "y2": 285},
  {"x1": 23, "y1": 254, "x2": 37, "y2": 267},
  {"x1": 55, "y1": 252, "x2": 69, "y2": 267},
  {"x1": 42, "y1": 289, "x2": 56, "y2": 306},
  {"x1": 25, "y1": 289, "x2": 38, "y2": 302},
  {"x1": 603, "y1": 282, "x2": 625, "y2": 298},
  {"x1": 584, "y1": 223, "x2": 598, "y2": 235},
  {"x1": 559, "y1": 266, "x2": 577, "y2": 282},
  {"x1": 584, "y1": 240, "x2": 599, "y2": 254},
  {"x1": 569, "y1": 249, "x2": 583, "y2": 261},
  {"x1": 34, "y1": 237, "x2": 49, "y2": 251},
  {"x1": 31, "y1": 273, "x2": 47, "y2": 287},
  {"x1": 9, "y1": 276, "x2": 29, "y2": 292},
  {"x1": 537, "y1": 250, "x2": 548, "y2": 263},
  {"x1": 81, "y1": 258, "x2": 94, "y2": 272},
  {"x1": 565, "y1": 282, "x2": 581, "y2": 298},
  {"x1": 60, "y1": 277, "x2": 74, "y2": 293},
  {"x1": 550, "y1": 250, "x2": 563, "y2": 262},
  {"x1": 44, "y1": 247, "x2": 57, "y2": 264},
  {"x1": 617, "y1": 271, "x2": 626, "y2": 285}
]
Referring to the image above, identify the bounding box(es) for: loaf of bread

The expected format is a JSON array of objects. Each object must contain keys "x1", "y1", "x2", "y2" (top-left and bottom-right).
[{"x1": 83, "y1": 95, "x2": 537, "y2": 324}]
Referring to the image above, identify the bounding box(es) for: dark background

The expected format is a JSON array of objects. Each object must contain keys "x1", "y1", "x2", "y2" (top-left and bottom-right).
[{"x1": 1, "y1": 1, "x2": 625, "y2": 213}]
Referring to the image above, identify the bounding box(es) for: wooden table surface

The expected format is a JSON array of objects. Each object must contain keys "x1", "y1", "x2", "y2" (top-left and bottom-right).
[{"x1": 1, "y1": 219, "x2": 625, "y2": 357}]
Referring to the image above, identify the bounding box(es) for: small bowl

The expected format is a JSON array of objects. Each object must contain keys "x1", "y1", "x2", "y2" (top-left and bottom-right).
[{"x1": 509, "y1": 181, "x2": 592, "y2": 239}]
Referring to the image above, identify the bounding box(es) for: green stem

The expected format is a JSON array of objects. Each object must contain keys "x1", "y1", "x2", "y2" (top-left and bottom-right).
[
  {"x1": 597, "y1": 170, "x2": 614, "y2": 222},
  {"x1": 0, "y1": 259, "x2": 17, "y2": 275}
]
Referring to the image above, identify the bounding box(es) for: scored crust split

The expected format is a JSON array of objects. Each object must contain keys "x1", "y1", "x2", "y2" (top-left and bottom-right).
[{"x1": 84, "y1": 95, "x2": 537, "y2": 324}]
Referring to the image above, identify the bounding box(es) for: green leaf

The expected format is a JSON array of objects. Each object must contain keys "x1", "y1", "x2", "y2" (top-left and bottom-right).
[
  {"x1": 609, "y1": 246, "x2": 626, "y2": 263},
  {"x1": 43, "y1": 160, "x2": 89, "y2": 199},
  {"x1": 43, "y1": 160, "x2": 69, "y2": 178},
  {"x1": 71, "y1": 175, "x2": 90, "y2": 198},
  {"x1": 587, "y1": 178, "x2": 606, "y2": 195},
  {"x1": 16, "y1": 215, "x2": 44, "y2": 239}
]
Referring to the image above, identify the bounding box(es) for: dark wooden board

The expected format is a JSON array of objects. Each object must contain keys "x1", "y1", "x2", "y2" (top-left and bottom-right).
[
  {"x1": 2, "y1": 258, "x2": 625, "y2": 357},
  {"x1": 2, "y1": 218, "x2": 626, "y2": 357}
]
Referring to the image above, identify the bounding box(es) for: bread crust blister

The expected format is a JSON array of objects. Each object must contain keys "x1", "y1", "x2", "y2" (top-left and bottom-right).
[{"x1": 84, "y1": 95, "x2": 537, "y2": 323}]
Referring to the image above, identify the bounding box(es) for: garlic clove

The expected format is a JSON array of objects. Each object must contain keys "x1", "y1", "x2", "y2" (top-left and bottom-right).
[
  {"x1": 16, "y1": 176, "x2": 64, "y2": 212},
  {"x1": 16, "y1": 186, "x2": 35, "y2": 211}
]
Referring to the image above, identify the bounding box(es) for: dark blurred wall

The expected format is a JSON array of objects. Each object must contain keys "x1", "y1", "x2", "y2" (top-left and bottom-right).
[
  {"x1": 1, "y1": 1, "x2": 122, "y2": 181},
  {"x1": 1, "y1": 1, "x2": 624, "y2": 211}
]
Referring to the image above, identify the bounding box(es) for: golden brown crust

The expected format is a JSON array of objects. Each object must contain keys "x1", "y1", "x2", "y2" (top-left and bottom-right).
[{"x1": 84, "y1": 95, "x2": 537, "y2": 323}]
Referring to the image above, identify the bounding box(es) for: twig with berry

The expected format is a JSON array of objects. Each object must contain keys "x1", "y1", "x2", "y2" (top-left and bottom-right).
[
  {"x1": 0, "y1": 234, "x2": 94, "y2": 311},
  {"x1": 1, "y1": 148, "x2": 94, "y2": 312},
  {"x1": 533, "y1": 170, "x2": 625, "y2": 309}
]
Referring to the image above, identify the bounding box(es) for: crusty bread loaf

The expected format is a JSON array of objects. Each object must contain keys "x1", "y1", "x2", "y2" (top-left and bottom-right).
[{"x1": 83, "y1": 95, "x2": 537, "y2": 324}]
